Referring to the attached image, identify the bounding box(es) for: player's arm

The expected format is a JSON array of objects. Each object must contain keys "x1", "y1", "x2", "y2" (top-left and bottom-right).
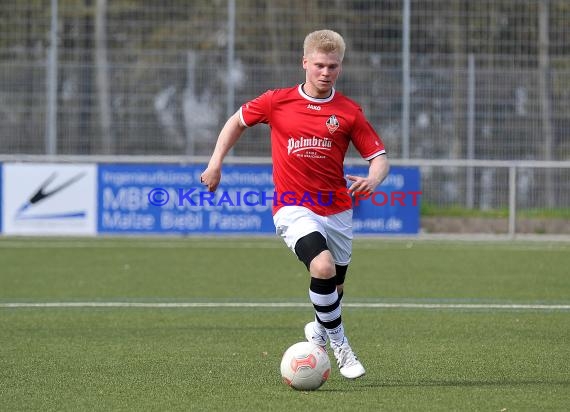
[
  {"x1": 346, "y1": 154, "x2": 389, "y2": 195},
  {"x1": 200, "y1": 111, "x2": 246, "y2": 192}
]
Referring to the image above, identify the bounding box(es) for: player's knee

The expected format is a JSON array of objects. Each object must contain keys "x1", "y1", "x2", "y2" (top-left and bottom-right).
[{"x1": 309, "y1": 252, "x2": 336, "y2": 279}]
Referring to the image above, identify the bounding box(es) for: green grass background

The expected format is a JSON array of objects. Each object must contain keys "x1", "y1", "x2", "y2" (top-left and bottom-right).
[{"x1": 1, "y1": 238, "x2": 569, "y2": 411}]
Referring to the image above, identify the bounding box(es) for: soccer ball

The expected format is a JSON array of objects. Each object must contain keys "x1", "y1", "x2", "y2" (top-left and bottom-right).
[{"x1": 280, "y1": 341, "x2": 331, "y2": 391}]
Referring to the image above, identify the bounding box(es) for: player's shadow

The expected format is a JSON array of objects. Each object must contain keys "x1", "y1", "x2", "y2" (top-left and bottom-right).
[{"x1": 320, "y1": 378, "x2": 569, "y2": 391}]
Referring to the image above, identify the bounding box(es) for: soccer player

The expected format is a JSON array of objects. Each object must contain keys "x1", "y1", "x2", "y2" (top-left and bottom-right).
[{"x1": 201, "y1": 29, "x2": 389, "y2": 379}]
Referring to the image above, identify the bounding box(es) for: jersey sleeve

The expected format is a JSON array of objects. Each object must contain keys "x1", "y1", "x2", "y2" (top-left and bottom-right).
[
  {"x1": 351, "y1": 108, "x2": 386, "y2": 160},
  {"x1": 239, "y1": 90, "x2": 273, "y2": 127}
]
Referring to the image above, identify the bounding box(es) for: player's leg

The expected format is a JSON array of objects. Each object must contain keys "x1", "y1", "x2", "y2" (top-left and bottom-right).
[
  {"x1": 296, "y1": 232, "x2": 364, "y2": 379},
  {"x1": 273, "y1": 207, "x2": 338, "y2": 346},
  {"x1": 273, "y1": 207, "x2": 364, "y2": 379},
  {"x1": 322, "y1": 210, "x2": 365, "y2": 379},
  {"x1": 312, "y1": 264, "x2": 345, "y2": 344},
  {"x1": 295, "y1": 233, "x2": 341, "y2": 347},
  {"x1": 326, "y1": 210, "x2": 353, "y2": 300},
  {"x1": 335, "y1": 264, "x2": 348, "y2": 299}
]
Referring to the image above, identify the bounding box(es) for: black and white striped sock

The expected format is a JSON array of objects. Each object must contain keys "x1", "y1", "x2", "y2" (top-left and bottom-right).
[{"x1": 309, "y1": 277, "x2": 345, "y2": 347}]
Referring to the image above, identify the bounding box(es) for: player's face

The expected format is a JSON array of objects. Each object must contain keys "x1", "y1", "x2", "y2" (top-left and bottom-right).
[{"x1": 302, "y1": 51, "x2": 342, "y2": 98}]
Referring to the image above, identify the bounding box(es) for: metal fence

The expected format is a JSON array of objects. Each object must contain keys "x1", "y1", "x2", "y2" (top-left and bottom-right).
[
  {"x1": 1, "y1": 0, "x2": 568, "y2": 159},
  {"x1": 400, "y1": 159, "x2": 570, "y2": 236}
]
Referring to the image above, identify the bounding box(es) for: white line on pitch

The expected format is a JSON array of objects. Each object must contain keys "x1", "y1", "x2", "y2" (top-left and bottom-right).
[{"x1": 0, "y1": 302, "x2": 569, "y2": 310}]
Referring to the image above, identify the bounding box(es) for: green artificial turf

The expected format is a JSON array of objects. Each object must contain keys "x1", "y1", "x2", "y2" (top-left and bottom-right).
[{"x1": 0, "y1": 237, "x2": 568, "y2": 411}]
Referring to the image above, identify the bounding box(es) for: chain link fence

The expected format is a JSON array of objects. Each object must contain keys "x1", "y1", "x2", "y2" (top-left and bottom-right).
[{"x1": 1, "y1": 0, "x2": 568, "y2": 159}]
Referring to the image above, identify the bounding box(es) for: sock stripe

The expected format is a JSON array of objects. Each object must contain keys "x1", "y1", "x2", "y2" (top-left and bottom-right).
[
  {"x1": 313, "y1": 306, "x2": 342, "y2": 323},
  {"x1": 309, "y1": 290, "x2": 338, "y2": 306},
  {"x1": 312, "y1": 299, "x2": 341, "y2": 314},
  {"x1": 316, "y1": 313, "x2": 343, "y2": 330},
  {"x1": 309, "y1": 277, "x2": 337, "y2": 295}
]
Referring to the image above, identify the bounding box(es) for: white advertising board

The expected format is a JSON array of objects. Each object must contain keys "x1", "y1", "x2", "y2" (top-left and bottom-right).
[{"x1": 2, "y1": 163, "x2": 97, "y2": 235}]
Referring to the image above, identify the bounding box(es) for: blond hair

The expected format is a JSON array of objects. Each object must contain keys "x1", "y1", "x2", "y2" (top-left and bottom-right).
[{"x1": 303, "y1": 30, "x2": 346, "y2": 61}]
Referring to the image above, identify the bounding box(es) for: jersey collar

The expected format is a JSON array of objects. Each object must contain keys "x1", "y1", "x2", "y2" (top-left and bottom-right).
[{"x1": 298, "y1": 84, "x2": 335, "y2": 103}]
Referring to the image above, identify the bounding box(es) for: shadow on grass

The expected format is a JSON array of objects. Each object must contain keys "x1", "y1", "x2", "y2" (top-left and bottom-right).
[{"x1": 329, "y1": 378, "x2": 570, "y2": 390}]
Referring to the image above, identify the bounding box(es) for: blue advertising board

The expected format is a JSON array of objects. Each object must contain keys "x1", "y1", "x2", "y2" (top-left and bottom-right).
[
  {"x1": 97, "y1": 163, "x2": 420, "y2": 235},
  {"x1": 98, "y1": 164, "x2": 275, "y2": 234},
  {"x1": 346, "y1": 165, "x2": 421, "y2": 234}
]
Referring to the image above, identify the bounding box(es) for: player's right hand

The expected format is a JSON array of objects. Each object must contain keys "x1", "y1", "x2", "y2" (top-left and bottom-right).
[{"x1": 200, "y1": 167, "x2": 221, "y2": 192}]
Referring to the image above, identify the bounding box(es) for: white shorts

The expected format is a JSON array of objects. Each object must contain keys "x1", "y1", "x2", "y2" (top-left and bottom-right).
[{"x1": 273, "y1": 206, "x2": 353, "y2": 265}]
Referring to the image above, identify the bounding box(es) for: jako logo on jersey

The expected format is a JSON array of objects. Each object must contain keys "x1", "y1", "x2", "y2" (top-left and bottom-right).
[
  {"x1": 307, "y1": 104, "x2": 321, "y2": 111},
  {"x1": 287, "y1": 136, "x2": 333, "y2": 155},
  {"x1": 326, "y1": 115, "x2": 339, "y2": 134}
]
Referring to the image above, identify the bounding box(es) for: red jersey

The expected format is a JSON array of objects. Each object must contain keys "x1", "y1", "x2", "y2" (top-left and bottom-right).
[{"x1": 239, "y1": 84, "x2": 386, "y2": 216}]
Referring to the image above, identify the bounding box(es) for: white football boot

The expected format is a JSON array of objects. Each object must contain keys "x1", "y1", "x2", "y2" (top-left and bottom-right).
[
  {"x1": 332, "y1": 338, "x2": 366, "y2": 379},
  {"x1": 304, "y1": 321, "x2": 328, "y2": 348}
]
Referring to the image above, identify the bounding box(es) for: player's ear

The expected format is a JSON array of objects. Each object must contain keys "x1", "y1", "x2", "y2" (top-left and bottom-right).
[{"x1": 302, "y1": 56, "x2": 308, "y2": 70}]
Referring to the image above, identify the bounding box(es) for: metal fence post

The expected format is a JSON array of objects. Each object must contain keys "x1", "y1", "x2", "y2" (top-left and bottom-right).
[
  {"x1": 227, "y1": 0, "x2": 236, "y2": 119},
  {"x1": 46, "y1": 0, "x2": 58, "y2": 155},
  {"x1": 508, "y1": 165, "x2": 517, "y2": 239},
  {"x1": 466, "y1": 54, "x2": 475, "y2": 209},
  {"x1": 401, "y1": 0, "x2": 410, "y2": 159}
]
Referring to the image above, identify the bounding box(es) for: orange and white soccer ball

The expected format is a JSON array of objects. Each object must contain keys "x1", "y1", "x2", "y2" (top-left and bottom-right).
[{"x1": 280, "y1": 341, "x2": 331, "y2": 391}]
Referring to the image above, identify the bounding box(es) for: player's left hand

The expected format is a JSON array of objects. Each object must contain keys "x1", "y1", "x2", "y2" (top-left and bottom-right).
[{"x1": 345, "y1": 174, "x2": 380, "y2": 196}]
